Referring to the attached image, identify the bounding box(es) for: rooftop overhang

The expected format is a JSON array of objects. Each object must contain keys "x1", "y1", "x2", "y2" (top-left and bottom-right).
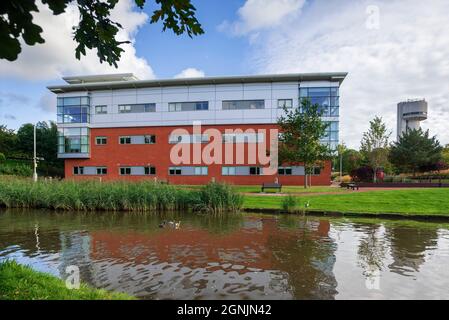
[{"x1": 47, "y1": 72, "x2": 348, "y2": 93}]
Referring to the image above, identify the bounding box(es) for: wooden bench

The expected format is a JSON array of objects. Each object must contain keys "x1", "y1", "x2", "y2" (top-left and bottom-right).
[
  {"x1": 347, "y1": 183, "x2": 359, "y2": 190},
  {"x1": 261, "y1": 183, "x2": 282, "y2": 193}
]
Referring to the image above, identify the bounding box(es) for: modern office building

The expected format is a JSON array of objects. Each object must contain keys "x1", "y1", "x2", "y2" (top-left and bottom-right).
[
  {"x1": 47, "y1": 72, "x2": 346, "y2": 185},
  {"x1": 397, "y1": 99, "x2": 428, "y2": 140}
]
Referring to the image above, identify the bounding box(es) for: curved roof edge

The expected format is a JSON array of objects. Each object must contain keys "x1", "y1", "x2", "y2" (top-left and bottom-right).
[{"x1": 48, "y1": 72, "x2": 348, "y2": 93}]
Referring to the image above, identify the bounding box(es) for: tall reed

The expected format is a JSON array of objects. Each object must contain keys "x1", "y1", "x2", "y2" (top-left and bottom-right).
[{"x1": 0, "y1": 178, "x2": 243, "y2": 214}]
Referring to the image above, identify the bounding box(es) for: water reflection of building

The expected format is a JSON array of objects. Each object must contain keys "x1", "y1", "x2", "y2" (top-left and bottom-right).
[{"x1": 87, "y1": 218, "x2": 338, "y2": 299}]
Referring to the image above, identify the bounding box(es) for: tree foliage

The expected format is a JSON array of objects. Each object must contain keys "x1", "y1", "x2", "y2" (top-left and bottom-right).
[
  {"x1": 0, "y1": 122, "x2": 63, "y2": 177},
  {"x1": 360, "y1": 116, "x2": 391, "y2": 182},
  {"x1": 0, "y1": 0, "x2": 204, "y2": 66},
  {"x1": 389, "y1": 128, "x2": 442, "y2": 175},
  {"x1": 277, "y1": 98, "x2": 332, "y2": 188}
]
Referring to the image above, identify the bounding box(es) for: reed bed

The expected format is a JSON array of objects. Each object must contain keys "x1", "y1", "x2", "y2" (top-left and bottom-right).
[{"x1": 0, "y1": 178, "x2": 243, "y2": 213}]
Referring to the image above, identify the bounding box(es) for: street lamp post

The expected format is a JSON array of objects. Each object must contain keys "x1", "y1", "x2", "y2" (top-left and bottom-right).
[{"x1": 33, "y1": 124, "x2": 38, "y2": 182}]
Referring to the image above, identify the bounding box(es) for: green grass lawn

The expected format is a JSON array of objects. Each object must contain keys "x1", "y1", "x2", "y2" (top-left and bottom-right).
[
  {"x1": 0, "y1": 261, "x2": 133, "y2": 300},
  {"x1": 243, "y1": 188, "x2": 449, "y2": 216}
]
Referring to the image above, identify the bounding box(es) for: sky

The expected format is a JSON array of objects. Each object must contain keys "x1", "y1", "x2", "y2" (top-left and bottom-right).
[{"x1": 0, "y1": 0, "x2": 448, "y2": 149}]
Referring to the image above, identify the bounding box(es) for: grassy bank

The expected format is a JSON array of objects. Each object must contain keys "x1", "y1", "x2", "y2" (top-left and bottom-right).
[
  {"x1": 0, "y1": 177, "x2": 243, "y2": 213},
  {"x1": 243, "y1": 188, "x2": 449, "y2": 216},
  {"x1": 0, "y1": 260, "x2": 132, "y2": 300}
]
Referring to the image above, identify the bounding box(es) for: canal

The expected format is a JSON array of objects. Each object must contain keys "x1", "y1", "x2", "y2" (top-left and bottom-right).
[{"x1": 1, "y1": 210, "x2": 449, "y2": 299}]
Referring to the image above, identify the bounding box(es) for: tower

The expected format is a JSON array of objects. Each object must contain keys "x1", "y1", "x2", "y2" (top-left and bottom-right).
[{"x1": 397, "y1": 99, "x2": 428, "y2": 140}]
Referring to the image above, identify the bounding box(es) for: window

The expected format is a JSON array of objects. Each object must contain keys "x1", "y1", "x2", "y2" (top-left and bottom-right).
[
  {"x1": 169, "y1": 135, "x2": 183, "y2": 144},
  {"x1": 312, "y1": 167, "x2": 321, "y2": 175},
  {"x1": 95, "y1": 136, "x2": 107, "y2": 145},
  {"x1": 168, "y1": 101, "x2": 208, "y2": 112},
  {"x1": 222, "y1": 167, "x2": 236, "y2": 176},
  {"x1": 278, "y1": 99, "x2": 293, "y2": 108},
  {"x1": 169, "y1": 167, "x2": 182, "y2": 175},
  {"x1": 278, "y1": 167, "x2": 292, "y2": 175},
  {"x1": 299, "y1": 87, "x2": 339, "y2": 117},
  {"x1": 120, "y1": 167, "x2": 131, "y2": 175},
  {"x1": 194, "y1": 167, "x2": 208, "y2": 176},
  {"x1": 222, "y1": 100, "x2": 265, "y2": 110},
  {"x1": 144, "y1": 166, "x2": 156, "y2": 175},
  {"x1": 58, "y1": 127, "x2": 89, "y2": 154},
  {"x1": 249, "y1": 167, "x2": 261, "y2": 175},
  {"x1": 118, "y1": 103, "x2": 156, "y2": 113},
  {"x1": 96, "y1": 167, "x2": 107, "y2": 175},
  {"x1": 73, "y1": 166, "x2": 84, "y2": 175},
  {"x1": 119, "y1": 136, "x2": 131, "y2": 144},
  {"x1": 57, "y1": 96, "x2": 90, "y2": 124},
  {"x1": 144, "y1": 135, "x2": 156, "y2": 144},
  {"x1": 95, "y1": 105, "x2": 107, "y2": 114}
]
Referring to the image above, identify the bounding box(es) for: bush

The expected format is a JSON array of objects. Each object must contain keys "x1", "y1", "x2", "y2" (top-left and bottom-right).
[
  {"x1": 281, "y1": 194, "x2": 298, "y2": 213},
  {"x1": 350, "y1": 166, "x2": 374, "y2": 182},
  {"x1": 0, "y1": 153, "x2": 5, "y2": 162}
]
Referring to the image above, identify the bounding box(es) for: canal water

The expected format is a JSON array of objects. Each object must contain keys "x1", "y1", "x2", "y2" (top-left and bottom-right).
[{"x1": 1, "y1": 209, "x2": 449, "y2": 300}]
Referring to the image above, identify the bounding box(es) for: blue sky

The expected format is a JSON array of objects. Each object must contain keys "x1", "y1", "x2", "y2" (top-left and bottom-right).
[{"x1": 0, "y1": 0, "x2": 448, "y2": 149}]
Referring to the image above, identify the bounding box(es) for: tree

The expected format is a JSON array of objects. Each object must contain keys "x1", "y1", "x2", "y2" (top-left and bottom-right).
[
  {"x1": 342, "y1": 149, "x2": 363, "y2": 175},
  {"x1": 442, "y1": 144, "x2": 449, "y2": 166},
  {"x1": 0, "y1": 0, "x2": 204, "y2": 66},
  {"x1": 360, "y1": 116, "x2": 391, "y2": 182},
  {"x1": 278, "y1": 98, "x2": 332, "y2": 188},
  {"x1": 389, "y1": 128, "x2": 442, "y2": 175},
  {"x1": 0, "y1": 125, "x2": 17, "y2": 156}
]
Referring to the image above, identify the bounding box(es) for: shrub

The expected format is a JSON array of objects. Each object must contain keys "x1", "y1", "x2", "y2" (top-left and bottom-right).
[
  {"x1": 350, "y1": 166, "x2": 374, "y2": 182},
  {"x1": 0, "y1": 153, "x2": 5, "y2": 162},
  {"x1": 281, "y1": 195, "x2": 298, "y2": 213}
]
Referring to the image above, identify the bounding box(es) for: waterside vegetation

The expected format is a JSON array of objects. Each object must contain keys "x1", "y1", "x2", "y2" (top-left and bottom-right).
[{"x1": 0, "y1": 177, "x2": 243, "y2": 214}]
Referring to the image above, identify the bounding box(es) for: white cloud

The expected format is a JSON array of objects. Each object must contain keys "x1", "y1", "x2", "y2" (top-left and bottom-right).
[
  {"x1": 174, "y1": 68, "x2": 206, "y2": 79},
  {"x1": 219, "y1": 0, "x2": 306, "y2": 35},
  {"x1": 242, "y1": 0, "x2": 449, "y2": 148},
  {"x1": 0, "y1": 0, "x2": 154, "y2": 80}
]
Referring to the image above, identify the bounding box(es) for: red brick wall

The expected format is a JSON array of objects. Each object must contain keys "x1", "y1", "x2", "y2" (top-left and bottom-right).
[{"x1": 64, "y1": 124, "x2": 332, "y2": 186}]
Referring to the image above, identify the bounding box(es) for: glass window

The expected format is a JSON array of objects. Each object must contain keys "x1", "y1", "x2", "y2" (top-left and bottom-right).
[
  {"x1": 96, "y1": 167, "x2": 107, "y2": 175},
  {"x1": 95, "y1": 137, "x2": 107, "y2": 145},
  {"x1": 169, "y1": 167, "x2": 182, "y2": 175},
  {"x1": 277, "y1": 99, "x2": 293, "y2": 108},
  {"x1": 249, "y1": 167, "x2": 261, "y2": 175},
  {"x1": 95, "y1": 105, "x2": 107, "y2": 114},
  {"x1": 58, "y1": 128, "x2": 90, "y2": 154},
  {"x1": 120, "y1": 167, "x2": 131, "y2": 175},
  {"x1": 194, "y1": 167, "x2": 208, "y2": 175},
  {"x1": 313, "y1": 167, "x2": 321, "y2": 175},
  {"x1": 278, "y1": 167, "x2": 292, "y2": 175},
  {"x1": 222, "y1": 100, "x2": 265, "y2": 110},
  {"x1": 119, "y1": 136, "x2": 131, "y2": 144},
  {"x1": 168, "y1": 101, "x2": 209, "y2": 112},
  {"x1": 57, "y1": 97, "x2": 90, "y2": 124},
  {"x1": 144, "y1": 166, "x2": 156, "y2": 175},
  {"x1": 144, "y1": 135, "x2": 156, "y2": 144},
  {"x1": 222, "y1": 167, "x2": 236, "y2": 176},
  {"x1": 118, "y1": 104, "x2": 156, "y2": 113},
  {"x1": 73, "y1": 166, "x2": 84, "y2": 175}
]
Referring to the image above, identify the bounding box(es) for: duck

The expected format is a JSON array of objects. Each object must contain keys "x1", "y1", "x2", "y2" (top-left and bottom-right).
[
  {"x1": 158, "y1": 220, "x2": 166, "y2": 228},
  {"x1": 174, "y1": 221, "x2": 181, "y2": 229},
  {"x1": 304, "y1": 201, "x2": 310, "y2": 208}
]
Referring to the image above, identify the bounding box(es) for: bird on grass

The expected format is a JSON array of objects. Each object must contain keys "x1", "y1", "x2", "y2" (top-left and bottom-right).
[{"x1": 304, "y1": 201, "x2": 310, "y2": 208}]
